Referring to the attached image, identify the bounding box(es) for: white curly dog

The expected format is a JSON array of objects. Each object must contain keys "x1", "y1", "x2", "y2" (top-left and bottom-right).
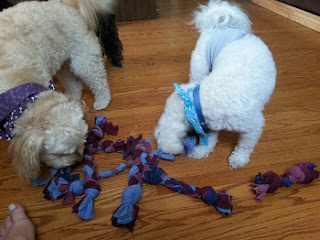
[
  {"x1": 155, "y1": 0, "x2": 276, "y2": 169},
  {"x1": 0, "y1": 0, "x2": 120, "y2": 181}
]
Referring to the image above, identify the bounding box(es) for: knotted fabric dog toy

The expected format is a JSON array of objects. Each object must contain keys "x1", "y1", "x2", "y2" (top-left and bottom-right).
[
  {"x1": 252, "y1": 162, "x2": 319, "y2": 201},
  {"x1": 42, "y1": 116, "x2": 131, "y2": 220},
  {"x1": 42, "y1": 116, "x2": 172, "y2": 220},
  {"x1": 111, "y1": 143, "x2": 233, "y2": 231},
  {"x1": 41, "y1": 115, "x2": 231, "y2": 229}
]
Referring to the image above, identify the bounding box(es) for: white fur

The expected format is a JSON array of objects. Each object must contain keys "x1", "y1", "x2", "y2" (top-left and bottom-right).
[
  {"x1": 155, "y1": 0, "x2": 276, "y2": 169},
  {"x1": 0, "y1": 0, "x2": 115, "y2": 181}
]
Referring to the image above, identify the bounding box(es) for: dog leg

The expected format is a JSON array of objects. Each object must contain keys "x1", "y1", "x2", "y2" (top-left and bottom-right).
[
  {"x1": 69, "y1": 34, "x2": 111, "y2": 110},
  {"x1": 188, "y1": 131, "x2": 219, "y2": 159},
  {"x1": 228, "y1": 114, "x2": 265, "y2": 169},
  {"x1": 56, "y1": 62, "x2": 83, "y2": 101}
]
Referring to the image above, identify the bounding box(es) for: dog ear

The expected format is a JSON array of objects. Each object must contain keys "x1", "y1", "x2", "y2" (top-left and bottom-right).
[{"x1": 9, "y1": 128, "x2": 45, "y2": 182}]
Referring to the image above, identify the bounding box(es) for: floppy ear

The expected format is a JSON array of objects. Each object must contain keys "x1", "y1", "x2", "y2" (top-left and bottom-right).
[{"x1": 9, "y1": 129, "x2": 45, "y2": 182}]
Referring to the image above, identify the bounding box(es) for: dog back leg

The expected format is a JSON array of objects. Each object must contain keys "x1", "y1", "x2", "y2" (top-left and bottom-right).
[
  {"x1": 56, "y1": 62, "x2": 83, "y2": 101},
  {"x1": 228, "y1": 113, "x2": 265, "y2": 169},
  {"x1": 68, "y1": 33, "x2": 111, "y2": 110}
]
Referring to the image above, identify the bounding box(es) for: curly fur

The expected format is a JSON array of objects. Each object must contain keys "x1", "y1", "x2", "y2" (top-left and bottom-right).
[
  {"x1": 96, "y1": 13, "x2": 123, "y2": 67},
  {"x1": 0, "y1": 0, "x2": 118, "y2": 181},
  {"x1": 0, "y1": 0, "x2": 13, "y2": 12},
  {"x1": 155, "y1": 0, "x2": 276, "y2": 169},
  {"x1": 0, "y1": 1, "x2": 123, "y2": 67}
]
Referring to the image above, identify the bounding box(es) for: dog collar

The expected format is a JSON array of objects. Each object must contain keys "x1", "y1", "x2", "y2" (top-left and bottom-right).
[
  {"x1": 193, "y1": 84, "x2": 209, "y2": 134},
  {"x1": 174, "y1": 83, "x2": 209, "y2": 145},
  {"x1": 0, "y1": 81, "x2": 56, "y2": 140},
  {"x1": 206, "y1": 27, "x2": 246, "y2": 72}
]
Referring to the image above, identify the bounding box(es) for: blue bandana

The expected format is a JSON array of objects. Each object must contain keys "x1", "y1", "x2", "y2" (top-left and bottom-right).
[
  {"x1": 0, "y1": 81, "x2": 56, "y2": 140},
  {"x1": 174, "y1": 83, "x2": 209, "y2": 145}
]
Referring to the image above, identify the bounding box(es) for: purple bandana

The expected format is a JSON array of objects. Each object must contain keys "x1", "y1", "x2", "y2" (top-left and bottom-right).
[{"x1": 0, "y1": 81, "x2": 56, "y2": 140}]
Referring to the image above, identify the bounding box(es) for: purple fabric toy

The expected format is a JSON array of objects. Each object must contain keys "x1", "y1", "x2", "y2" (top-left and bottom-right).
[
  {"x1": 41, "y1": 115, "x2": 232, "y2": 230},
  {"x1": 111, "y1": 138, "x2": 233, "y2": 232},
  {"x1": 252, "y1": 162, "x2": 319, "y2": 201},
  {"x1": 42, "y1": 116, "x2": 130, "y2": 220}
]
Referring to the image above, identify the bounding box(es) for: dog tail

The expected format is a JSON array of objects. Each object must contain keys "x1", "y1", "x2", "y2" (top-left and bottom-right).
[
  {"x1": 65, "y1": 0, "x2": 123, "y2": 67},
  {"x1": 0, "y1": 0, "x2": 13, "y2": 12},
  {"x1": 191, "y1": 0, "x2": 252, "y2": 33},
  {"x1": 65, "y1": 0, "x2": 114, "y2": 30}
]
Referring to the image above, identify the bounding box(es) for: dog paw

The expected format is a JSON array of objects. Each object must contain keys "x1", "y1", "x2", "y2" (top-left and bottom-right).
[
  {"x1": 187, "y1": 145, "x2": 211, "y2": 159},
  {"x1": 158, "y1": 141, "x2": 184, "y2": 155},
  {"x1": 228, "y1": 151, "x2": 249, "y2": 170},
  {"x1": 93, "y1": 96, "x2": 110, "y2": 110}
]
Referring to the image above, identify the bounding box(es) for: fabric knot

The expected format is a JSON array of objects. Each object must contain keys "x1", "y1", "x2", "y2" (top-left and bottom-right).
[
  {"x1": 251, "y1": 184, "x2": 270, "y2": 201},
  {"x1": 111, "y1": 185, "x2": 142, "y2": 231},
  {"x1": 100, "y1": 139, "x2": 115, "y2": 152},
  {"x1": 86, "y1": 125, "x2": 104, "y2": 143},
  {"x1": 69, "y1": 180, "x2": 84, "y2": 196},
  {"x1": 200, "y1": 186, "x2": 218, "y2": 206},
  {"x1": 215, "y1": 191, "x2": 233, "y2": 216},
  {"x1": 252, "y1": 162, "x2": 319, "y2": 201},
  {"x1": 298, "y1": 162, "x2": 319, "y2": 184},
  {"x1": 97, "y1": 119, "x2": 119, "y2": 136},
  {"x1": 83, "y1": 164, "x2": 95, "y2": 177},
  {"x1": 258, "y1": 171, "x2": 283, "y2": 193},
  {"x1": 59, "y1": 180, "x2": 84, "y2": 205},
  {"x1": 84, "y1": 188, "x2": 100, "y2": 199},
  {"x1": 283, "y1": 165, "x2": 305, "y2": 184},
  {"x1": 142, "y1": 163, "x2": 165, "y2": 185},
  {"x1": 95, "y1": 116, "x2": 105, "y2": 125}
]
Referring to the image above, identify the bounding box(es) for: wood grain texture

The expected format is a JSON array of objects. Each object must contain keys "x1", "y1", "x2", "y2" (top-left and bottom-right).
[
  {"x1": 1, "y1": 0, "x2": 320, "y2": 239},
  {"x1": 251, "y1": 0, "x2": 320, "y2": 32}
]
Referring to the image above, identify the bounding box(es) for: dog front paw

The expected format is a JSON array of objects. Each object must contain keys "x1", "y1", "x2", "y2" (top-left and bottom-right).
[
  {"x1": 187, "y1": 145, "x2": 211, "y2": 159},
  {"x1": 158, "y1": 141, "x2": 184, "y2": 155},
  {"x1": 228, "y1": 151, "x2": 249, "y2": 170},
  {"x1": 93, "y1": 96, "x2": 110, "y2": 110}
]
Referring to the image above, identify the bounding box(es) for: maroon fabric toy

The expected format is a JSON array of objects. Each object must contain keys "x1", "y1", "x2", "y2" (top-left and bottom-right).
[{"x1": 252, "y1": 162, "x2": 319, "y2": 201}]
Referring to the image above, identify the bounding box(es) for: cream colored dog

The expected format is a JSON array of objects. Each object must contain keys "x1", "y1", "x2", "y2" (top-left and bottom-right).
[{"x1": 0, "y1": 0, "x2": 120, "y2": 181}]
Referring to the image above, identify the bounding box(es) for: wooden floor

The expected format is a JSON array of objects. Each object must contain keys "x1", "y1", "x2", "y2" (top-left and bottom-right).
[{"x1": 1, "y1": 0, "x2": 320, "y2": 239}]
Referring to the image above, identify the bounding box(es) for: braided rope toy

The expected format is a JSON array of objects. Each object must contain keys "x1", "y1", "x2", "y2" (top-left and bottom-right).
[
  {"x1": 42, "y1": 116, "x2": 133, "y2": 220},
  {"x1": 39, "y1": 116, "x2": 232, "y2": 230},
  {"x1": 252, "y1": 162, "x2": 319, "y2": 201},
  {"x1": 111, "y1": 140, "x2": 233, "y2": 232}
]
